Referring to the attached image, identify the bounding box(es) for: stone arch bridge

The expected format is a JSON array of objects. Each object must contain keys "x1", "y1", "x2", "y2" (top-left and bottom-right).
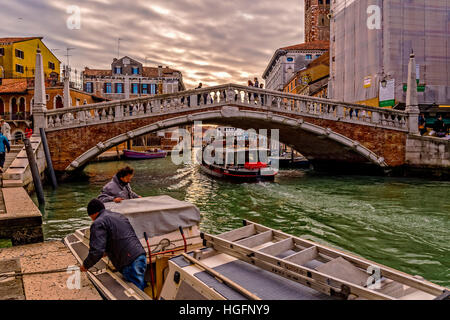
[{"x1": 39, "y1": 83, "x2": 417, "y2": 173}]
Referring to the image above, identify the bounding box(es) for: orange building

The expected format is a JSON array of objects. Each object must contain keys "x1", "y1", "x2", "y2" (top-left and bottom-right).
[{"x1": 0, "y1": 78, "x2": 106, "y2": 141}]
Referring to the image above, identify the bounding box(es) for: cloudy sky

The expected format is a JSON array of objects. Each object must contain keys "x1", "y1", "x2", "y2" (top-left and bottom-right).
[{"x1": 1, "y1": 0, "x2": 304, "y2": 88}]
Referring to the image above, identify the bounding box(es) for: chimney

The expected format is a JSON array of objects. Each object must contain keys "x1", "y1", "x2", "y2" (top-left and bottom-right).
[
  {"x1": 63, "y1": 65, "x2": 72, "y2": 108},
  {"x1": 158, "y1": 65, "x2": 162, "y2": 77}
]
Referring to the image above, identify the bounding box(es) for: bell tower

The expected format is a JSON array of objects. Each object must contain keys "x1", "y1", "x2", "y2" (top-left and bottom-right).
[{"x1": 305, "y1": 0, "x2": 331, "y2": 42}]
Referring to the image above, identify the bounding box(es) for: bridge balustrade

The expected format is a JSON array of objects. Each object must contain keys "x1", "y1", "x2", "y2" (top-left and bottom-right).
[{"x1": 43, "y1": 84, "x2": 410, "y2": 133}]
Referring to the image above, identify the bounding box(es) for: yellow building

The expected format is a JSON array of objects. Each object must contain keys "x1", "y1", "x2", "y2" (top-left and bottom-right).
[
  {"x1": 0, "y1": 37, "x2": 60, "y2": 80},
  {"x1": 284, "y1": 51, "x2": 329, "y2": 98}
]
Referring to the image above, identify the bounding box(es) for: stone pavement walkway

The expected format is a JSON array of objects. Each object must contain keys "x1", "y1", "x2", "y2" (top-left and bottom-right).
[{"x1": 0, "y1": 241, "x2": 101, "y2": 300}]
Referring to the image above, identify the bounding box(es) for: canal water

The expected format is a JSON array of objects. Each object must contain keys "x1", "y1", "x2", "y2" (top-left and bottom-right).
[{"x1": 35, "y1": 158, "x2": 450, "y2": 287}]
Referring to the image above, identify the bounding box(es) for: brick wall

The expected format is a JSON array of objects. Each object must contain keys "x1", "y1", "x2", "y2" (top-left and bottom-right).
[
  {"x1": 305, "y1": 1, "x2": 330, "y2": 42},
  {"x1": 46, "y1": 105, "x2": 408, "y2": 171}
]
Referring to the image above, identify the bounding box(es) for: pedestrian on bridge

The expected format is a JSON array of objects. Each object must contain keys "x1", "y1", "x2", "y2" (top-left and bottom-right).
[
  {"x1": 98, "y1": 166, "x2": 141, "y2": 203},
  {"x1": 0, "y1": 130, "x2": 10, "y2": 173},
  {"x1": 419, "y1": 113, "x2": 427, "y2": 136},
  {"x1": 0, "y1": 118, "x2": 11, "y2": 141},
  {"x1": 195, "y1": 83, "x2": 204, "y2": 106},
  {"x1": 433, "y1": 114, "x2": 446, "y2": 138},
  {"x1": 259, "y1": 83, "x2": 265, "y2": 105}
]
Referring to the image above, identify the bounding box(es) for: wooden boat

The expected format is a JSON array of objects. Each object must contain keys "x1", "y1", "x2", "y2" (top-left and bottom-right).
[
  {"x1": 122, "y1": 149, "x2": 167, "y2": 160},
  {"x1": 64, "y1": 196, "x2": 203, "y2": 300},
  {"x1": 159, "y1": 220, "x2": 449, "y2": 300},
  {"x1": 64, "y1": 198, "x2": 449, "y2": 300}
]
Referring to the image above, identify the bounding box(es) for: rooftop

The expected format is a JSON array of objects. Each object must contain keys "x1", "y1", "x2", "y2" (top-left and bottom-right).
[
  {"x1": 263, "y1": 40, "x2": 330, "y2": 79},
  {"x1": 0, "y1": 37, "x2": 43, "y2": 45},
  {"x1": 0, "y1": 79, "x2": 28, "y2": 94},
  {"x1": 280, "y1": 40, "x2": 330, "y2": 51},
  {"x1": 307, "y1": 51, "x2": 330, "y2": 68},
  {"x1": 83, "y1": 66, "x2": 181, "y2": 78}
]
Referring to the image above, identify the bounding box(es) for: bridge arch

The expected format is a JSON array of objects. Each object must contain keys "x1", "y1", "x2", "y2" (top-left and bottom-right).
[{"x1": 65, "y1": 106, "x2": 387, "y2": 172}]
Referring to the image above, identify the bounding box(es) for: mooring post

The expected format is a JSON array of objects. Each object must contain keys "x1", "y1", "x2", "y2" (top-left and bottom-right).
[
  {"x1": 39, "y1": 128, "x2": 58, "y2": 189},
  {"x1": 24, "y1": 138, "x2": 45, "y2": 206}
]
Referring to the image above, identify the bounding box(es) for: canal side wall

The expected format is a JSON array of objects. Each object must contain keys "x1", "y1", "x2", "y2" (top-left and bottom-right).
[
  {"x1": 406, "y1": 135, "x2": 450, "y2": 167},
  {"x1": 0, "y1": 188, "x2": 43, "y2": 245},
  {"x1": 0, "y1": 136, "x2": 47, "y2": 246},
  {"x1": 405, "y1": 135, "x2": 450, "y2": 178}
]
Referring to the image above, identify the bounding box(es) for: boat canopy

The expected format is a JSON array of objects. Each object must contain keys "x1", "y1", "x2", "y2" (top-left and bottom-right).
[{"x1": 104, "y1": 195, "x2": 201, "y2": 238}]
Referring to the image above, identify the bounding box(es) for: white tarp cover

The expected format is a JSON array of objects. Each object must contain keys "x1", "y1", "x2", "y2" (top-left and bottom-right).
[
  {"x1": 330, "y1": 0, "x2": 450, "y2": 105},
  {"x1": 105, "y1": 195, "x2": 201, "y2": 238}
]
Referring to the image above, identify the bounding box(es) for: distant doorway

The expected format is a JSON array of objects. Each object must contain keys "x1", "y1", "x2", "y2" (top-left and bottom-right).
[
  {"x1": 55, "y1": 96, "x2": 64, "y2": 109},
  {"x1": 11, "y1": 97, "x2": 18, "y2": 115}
]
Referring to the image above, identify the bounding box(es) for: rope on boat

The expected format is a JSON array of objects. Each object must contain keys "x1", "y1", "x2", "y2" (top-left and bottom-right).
[{"x1": 0, "y1": 267, "x2": 73, "y2": 281}]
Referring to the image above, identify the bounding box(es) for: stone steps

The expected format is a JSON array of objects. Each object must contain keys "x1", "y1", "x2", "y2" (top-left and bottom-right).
[{"x1": 1, "y1": 146, "x2": 23, "y2": 186}]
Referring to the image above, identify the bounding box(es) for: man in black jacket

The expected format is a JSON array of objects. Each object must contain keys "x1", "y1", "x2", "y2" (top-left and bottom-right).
[
  {"x1": 433, "y1": 114, "x2": 447, "y2": 138},
  {"x1": 80, "y1": 199, "x2": 147, "y2": 290}
]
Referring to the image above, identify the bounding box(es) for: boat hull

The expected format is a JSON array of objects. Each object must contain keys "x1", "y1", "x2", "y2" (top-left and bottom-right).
[
  {"x1": 123, "y1": 149, "x2": 167, "y2": 160},
  {"x1": 200, "y1": 163, "x2": 277, "y2": 182}
]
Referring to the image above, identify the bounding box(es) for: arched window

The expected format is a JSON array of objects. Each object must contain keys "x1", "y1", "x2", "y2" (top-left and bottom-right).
[
  {"x1": 55, "y1": 95, "x2": 64, "y2": 109},
  {"x1": 0, "y1": 98, "x2": 4, "y2": 115},
  {"x1": 19, "y1": 97, "x2": 26, "y2": 113},
  {"x1": 11, "y1": 97, "x2": 18, "y2": 115}
]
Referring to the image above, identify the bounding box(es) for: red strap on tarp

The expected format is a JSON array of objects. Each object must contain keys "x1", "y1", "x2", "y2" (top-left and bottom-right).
[{"x1": 244, "y1": 162, "x2": 268, "y2": 169}]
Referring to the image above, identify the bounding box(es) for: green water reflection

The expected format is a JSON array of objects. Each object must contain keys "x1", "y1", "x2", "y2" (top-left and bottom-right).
[{"x1": 34, "y1": 158, "x2": 450, "y2": 287}]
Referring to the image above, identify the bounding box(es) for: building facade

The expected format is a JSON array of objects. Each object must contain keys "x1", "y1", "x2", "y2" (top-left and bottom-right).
[
  {"x1": 329, "y1": 0, "x2": 450, "y2": 108},
  {"x1": 0, "y1": 37, "x2": 60, "y2": 81},
  {"x1": 262, "y1": 0, "x2": 330, "y2": 91},
  {"x1": 82, "y1": 56, "x2": 185, "y2": 100},
  {"x1": 284, "y1": 51, "x2": 329, "y2": 98},
  {"x1": 262, "y1": 41, "x2": 329, "y2": 91},
  {"x1": 0, "y1": 78, "x2": 106, "y2": 142},
  {"x1": 305, "y1": 0, "x2": 331, "y2": 43}
]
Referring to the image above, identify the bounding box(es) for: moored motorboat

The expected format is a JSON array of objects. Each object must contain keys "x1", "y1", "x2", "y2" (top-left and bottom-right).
[
  {"x1": 122, "y1": 149, "x2": 167, "y2": 160},
  {"x1": 200, "y1": 147, "x2": 278, "y2": 182}
]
